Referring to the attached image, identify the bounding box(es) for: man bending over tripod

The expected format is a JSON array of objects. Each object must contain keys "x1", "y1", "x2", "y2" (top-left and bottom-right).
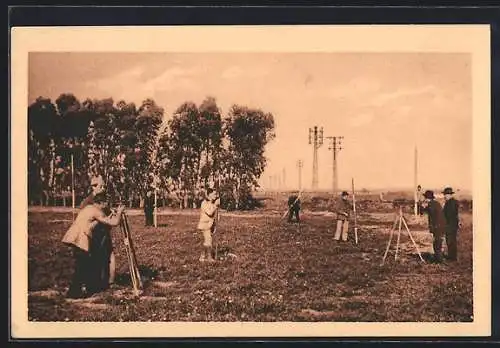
[{"x1": 62, "y1": 193, "x2": 125, "y2": 298}]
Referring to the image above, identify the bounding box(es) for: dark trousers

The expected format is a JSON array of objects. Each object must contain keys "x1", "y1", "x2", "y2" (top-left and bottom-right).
[
  {"x1": 446, "y1": 227, "x2": 458, "y2": 261},
  {"x1": 145, "y1": 208, "x2": 154, "y2": 226},
  {"x1": 68, "y1": 246, "x2": 91, "y2": 297},
  {"x1": 288, "y1": 208, "x2": 300, "y2": 222},
  {"x1": 432, "y1": 232, "x2": 443, "y2": 262},
  {"x1": 88, "y1": 225, "x2": 113, "y2": 293}
]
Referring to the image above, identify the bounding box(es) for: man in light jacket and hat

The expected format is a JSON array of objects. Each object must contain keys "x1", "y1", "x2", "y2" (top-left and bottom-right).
[
  {"x1": 442, "y1": 187, "x2": 460, "y2": 261},
  {"x1": 421, "y1": 190, "x2": 446, "y2": 263},
  {"x1": 197, "y1": 188, "x2": 220, "y2": 262},
  {"x1": 334, "y1": 191, "x2": 352, "y2": 242},
  {"x1": 62, "y1": 193, "x2": 125, "y2": 298}
]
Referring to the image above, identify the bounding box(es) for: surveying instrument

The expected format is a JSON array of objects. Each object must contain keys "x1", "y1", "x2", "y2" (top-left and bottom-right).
[
  {"x1": 381, "y1": 203, "x2": 425, "y2": 265},
  {"x1": 117, "y1": 209, "x2": 143, "y2": 296}
]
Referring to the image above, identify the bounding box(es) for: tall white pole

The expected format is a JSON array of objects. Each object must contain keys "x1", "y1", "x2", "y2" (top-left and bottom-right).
[
  {"x1": 71, "y1": 154, "x2": 75, "y2": 221},
  {"x1": 154, "y1": 187, "x2": 158, "y2": 228},
  {"x1": 352, "y1": 177, "x2": 358, "y2": 244},
  {"x1": 414, "y1": 146, "x2": 418, "y2": 217}
]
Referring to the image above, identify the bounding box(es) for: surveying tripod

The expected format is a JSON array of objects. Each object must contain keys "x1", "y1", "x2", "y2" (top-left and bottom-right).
[
  {"x1": 381, "y1": 205, "x2": 425, "y2": 265},
  {"x1": 118, "y1": 211, "x2": 143, "y2": 296}
]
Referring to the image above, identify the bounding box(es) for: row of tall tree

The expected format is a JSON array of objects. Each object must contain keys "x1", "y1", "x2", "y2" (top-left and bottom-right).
[{"x1": 28, "y1": 94, "x2": 275, "y2": 210}]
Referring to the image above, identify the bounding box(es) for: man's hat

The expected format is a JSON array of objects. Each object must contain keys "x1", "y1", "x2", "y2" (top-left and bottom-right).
[
  {"x1": 442, "y1": 187, "x2": 455, "y2": 195},
  {"x1": 341, "y1": 191, "x2": 349, "y2": 197},
  {"x1": 93, "y1": 192, "x2": 108, "y2": 203},
  {"x1": 423, "y1": 190, "x2": 435, "y2": 199}
]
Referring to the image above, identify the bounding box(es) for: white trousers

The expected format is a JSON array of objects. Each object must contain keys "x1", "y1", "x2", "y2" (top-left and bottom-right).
[{"x1": 335, "y1": 220, "x2": 349, "y2": 241}]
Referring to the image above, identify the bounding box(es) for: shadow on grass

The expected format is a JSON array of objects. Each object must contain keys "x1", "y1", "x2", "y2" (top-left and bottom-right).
[{"x1": 114, "y1": 265, "x2": 166, "y2": 287}]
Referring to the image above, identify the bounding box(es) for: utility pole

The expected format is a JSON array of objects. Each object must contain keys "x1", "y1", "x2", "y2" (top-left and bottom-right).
[
  {"x1": 309, "y1": 126, "x2": 324, "y2": 190},
  {"x1": 414, "y1": 146, "x2": 418, "y2": 217},
  {"x1": 327, "y1": 136, "x2": 344, "y2": 197},
  {"x1": 297, "y1": 160, "x2": 303, "y2": 191}
]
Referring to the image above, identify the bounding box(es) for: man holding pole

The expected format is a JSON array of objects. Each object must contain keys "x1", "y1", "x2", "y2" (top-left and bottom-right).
[
  {"x1": 197, "y1": 188, "x2": 220, "y2": 263},
  {"x1": 334, "y1": 191, "x2": 352, "y2": 242},
  {"x1": 287, "y1": 192, "x2": 301, "y2": 223}
]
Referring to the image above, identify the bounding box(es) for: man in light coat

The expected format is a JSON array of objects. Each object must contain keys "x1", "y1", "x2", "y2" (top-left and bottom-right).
[
  {"x1": 197, "y1": 188, "x2": 220, "y2": 262},
  {"x1": 62, "y1": 193, "x2": 124, "y2": 298}
]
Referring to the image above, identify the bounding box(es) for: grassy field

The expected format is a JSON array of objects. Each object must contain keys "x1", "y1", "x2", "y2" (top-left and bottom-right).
[{"x1": 27, "y1": 194, "x2": 473, "y2": 322}]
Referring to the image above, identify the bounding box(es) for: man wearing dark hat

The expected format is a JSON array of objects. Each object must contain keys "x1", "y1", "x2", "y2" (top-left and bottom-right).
[
  {"x1": 287, "y1": 193, "x2": 301, "y2": 223},
  {"x1": 334, "y1": 191, "x2": 352, "y2": 241},
  {"x1": 421, "y1": 190, "x2": 446, "y2": 263},
  {"x1": 442, "y1": 187, "x2": 460, "y2": 261},
  {"x1": 144, "y1": 189, "x2": 155, "y2": 227}
]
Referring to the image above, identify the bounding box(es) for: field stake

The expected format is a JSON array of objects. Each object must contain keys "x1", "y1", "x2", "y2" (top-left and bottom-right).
[{"x1": 381, "y1": 218, "x2": 398, "y2": 265}]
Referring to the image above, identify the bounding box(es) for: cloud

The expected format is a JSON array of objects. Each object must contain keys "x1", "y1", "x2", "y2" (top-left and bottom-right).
[
  {"x1": 349, "y1": 112, "x2": 374, "y2": 127},
  {"x1": 145, "y1": 66, "x2": 200, "y2": 91},
  {"x1": 328, "y1": 77, "x2": 381, "y2": 100},
  {"x1": 221, "y1": 65, "x2": 270, "y2": 80},
  {"x1": 372, "y1": 85, "x2": 438, "y2": 107},
  {"x1": 86, "y1": 65, "x2": 202, "y2": 104},
  {"x1": 221, "y1": 66, "x2": 243, "y2": 79}
]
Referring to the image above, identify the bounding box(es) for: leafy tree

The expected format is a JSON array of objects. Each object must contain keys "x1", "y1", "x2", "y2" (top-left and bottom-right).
[
  {"x1": 28, "y1": 97, "x2": 60, "y2": 204},
  {"x1": 162, "y1": 102, "x2": 202, "y2": 208},
  {"x1": 223, "y1": 105, "x2": 275, "y2": 209},
  {"x1": 197, "y1": 96, "x2": 223, "y2": 189}
]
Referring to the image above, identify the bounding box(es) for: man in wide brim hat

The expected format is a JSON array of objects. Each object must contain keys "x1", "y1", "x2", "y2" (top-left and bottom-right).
[
  {"x1": 442, "y1": 187, "x2": 455, "y2": 195},
  {"x1": 421, "y1": 189, "x2": 446, "y2": 263},
  {"x1": 423, "y1": 190, "x2": 435, "y2": 200},
  {"x1": 334, "y1": 191, "x2": 352, "y2": 242},
  {"x1": 442, "y1": 187, "x2": 460, "y2": 261}
]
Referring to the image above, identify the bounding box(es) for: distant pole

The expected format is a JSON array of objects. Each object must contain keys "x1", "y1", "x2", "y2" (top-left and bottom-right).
[
  {"x1": 309, "y1": 126, "x2": 324, "y2": 190},
  {"x1": 327, "y1": 136, "x2": 344, "y2": 197},
  {"x1": 414, "y1": 146, "x2": 418, "y2": 217},
  {"x1": 71, "y1": 154, "x2": 75, "y2": 222},
  {"x1": 352, "y1": 177, "x2": 358, "y2": 244},
  {"x1": 154, "y1": 184, "x2": 158, "y2": 228},
  {"x1": 297, "y1": 160, "x2": 303, "y2": 191}
]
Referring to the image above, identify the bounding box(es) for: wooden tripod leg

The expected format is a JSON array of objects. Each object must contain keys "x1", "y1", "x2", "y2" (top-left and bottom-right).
[
  {"x1": 121, "y1": 215, "x2": 141, "y2": 295},
  {"x1": 382, "y1": 218, "x2": 398, "y2": 265},
  {"x1": 402, "y1": 216, "x2": 425, "y2": 263},
  {"x1": 120, "y1": 219, "x2": 136, "y2": 290},
  {"x1": 124, "y1": 213, "x2": 142, "y2": 290},
  {"x1": 395, "y1": 216, "x2": 403, "y2": 260}
]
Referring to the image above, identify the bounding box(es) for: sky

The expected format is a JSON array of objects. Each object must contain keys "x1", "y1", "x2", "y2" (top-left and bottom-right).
[{"x1": 29, "y1": 52, "x2": 472, "y2": 192}]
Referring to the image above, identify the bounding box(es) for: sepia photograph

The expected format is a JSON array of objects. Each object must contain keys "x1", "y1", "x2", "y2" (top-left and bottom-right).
[{"x1": 10, "y1": 25, "x2": 491, "y2": 338}]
